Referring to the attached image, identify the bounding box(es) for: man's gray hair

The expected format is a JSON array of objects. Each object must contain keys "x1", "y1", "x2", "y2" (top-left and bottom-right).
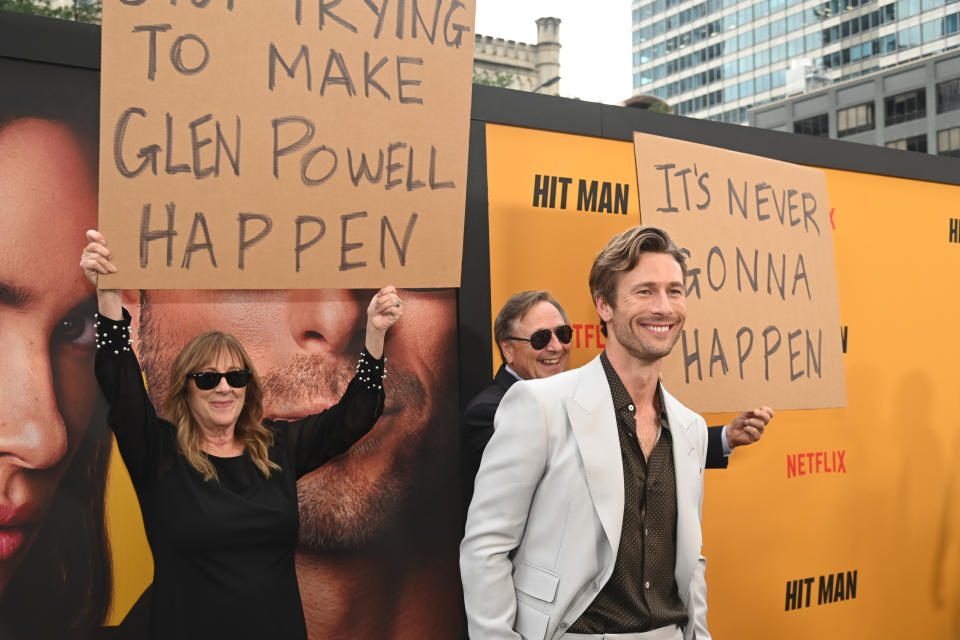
[{"x1": 493, "y1": 291, "x2": 568, "y2": 361}]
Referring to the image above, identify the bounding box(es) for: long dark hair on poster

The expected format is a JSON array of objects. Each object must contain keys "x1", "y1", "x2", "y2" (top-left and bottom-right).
[{"x1": 0, "y1": 60, "x2": 112, "y2": 640}]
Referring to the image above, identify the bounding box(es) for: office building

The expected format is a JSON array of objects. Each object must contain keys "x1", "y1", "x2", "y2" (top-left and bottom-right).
[
  {"x1": 749, "y1": 48, "x2": 960, "y2": 155},
  {"x1": 631, "y1": 0, "x2": 960, "y2": 122}
]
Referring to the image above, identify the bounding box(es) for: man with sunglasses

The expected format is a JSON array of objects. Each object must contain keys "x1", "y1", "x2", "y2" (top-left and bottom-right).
[
  {"x1": 462, "y1": 291, "x2": 570, "y2": 514},
  {"x1": 462, "y1": 290, "x2": 772, "y2": 512}
]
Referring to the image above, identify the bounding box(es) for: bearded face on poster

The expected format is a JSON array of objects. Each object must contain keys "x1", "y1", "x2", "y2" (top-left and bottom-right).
[
  {"x1": 0, "y1": 64, "x2": 112, "y2": 640},
  {"x1": 124, "y1": 287, "x2": 463, "y2": 638}
]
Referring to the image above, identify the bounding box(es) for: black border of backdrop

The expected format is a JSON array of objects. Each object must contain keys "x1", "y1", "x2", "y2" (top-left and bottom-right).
[
  {"x1": 0, "y1": 11, "x2": 99, "y2": 69},
  {"x1": 3, "y1": 6, "x2": 960, "y2": 466}
]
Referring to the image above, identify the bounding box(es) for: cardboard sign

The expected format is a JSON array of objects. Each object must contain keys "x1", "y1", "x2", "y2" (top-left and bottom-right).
[
  {"x1": 99, "y1": 0, "x2": 475, "y2": 289},
  {"x1": 634, "y1": 132, "x2": 845, "y2": 411}
]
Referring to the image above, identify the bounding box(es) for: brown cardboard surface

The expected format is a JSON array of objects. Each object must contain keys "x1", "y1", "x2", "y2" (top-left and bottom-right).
[
  {"x1": 634, "y1": 132, "x2": 845, "y2": 411},
  {"x1": 99, "y1": 1, "x2": 475, "y2": 289}
]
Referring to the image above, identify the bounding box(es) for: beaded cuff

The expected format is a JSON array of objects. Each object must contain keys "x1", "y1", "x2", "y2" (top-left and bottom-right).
[
  {"x1": 95, "y1": 313, "x2": 133, "y2": 354},
  {"x1": 356, "y1": 348, "x2": 386, "y2": 391}
]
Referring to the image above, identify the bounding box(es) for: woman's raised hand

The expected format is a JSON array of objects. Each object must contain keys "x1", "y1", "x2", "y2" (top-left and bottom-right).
[
  {"x1": 79, "y1": 229, "x2": 117, "y2": 287},
  {"x1": 367, "y1": 286, "x2": 403, "y2": 334},
  {"x1": 80, "y1": 230, "x2": 123, "y2": 319},
  {"x1": 364, "y1": 286, "x2": 403, "y2": 359}
]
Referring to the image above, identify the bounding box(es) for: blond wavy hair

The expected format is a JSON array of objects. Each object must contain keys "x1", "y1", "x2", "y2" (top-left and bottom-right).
[{"x1": 163, "y1": 331, "x2": 280, "y2": 482}]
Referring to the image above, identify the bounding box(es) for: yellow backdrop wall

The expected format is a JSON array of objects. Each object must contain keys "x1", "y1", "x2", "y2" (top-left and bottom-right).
[{"x1": 485, "y1": 123, "x2": 960, "y2": 638}]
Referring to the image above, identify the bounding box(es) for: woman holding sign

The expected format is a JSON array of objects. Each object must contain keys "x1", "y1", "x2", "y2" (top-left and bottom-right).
[{"x1": 80, "y1": 230, "x2": 402, "y2": 640}]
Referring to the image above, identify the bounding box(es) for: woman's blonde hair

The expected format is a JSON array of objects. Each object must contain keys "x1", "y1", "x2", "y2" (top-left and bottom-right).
[{"x1": 163, "y1": 331, "x2": 280, "y2": 481}]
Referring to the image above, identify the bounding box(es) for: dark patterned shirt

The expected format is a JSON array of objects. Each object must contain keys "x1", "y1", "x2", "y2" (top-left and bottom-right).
[{"x1": 569, "y1": 352, "x2": 688, "y2": 633}]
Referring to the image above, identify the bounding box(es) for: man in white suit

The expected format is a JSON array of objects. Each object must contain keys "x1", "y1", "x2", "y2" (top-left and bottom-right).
[{"x1": 461, "y1": 226, "x2": 710, "y2": 640}]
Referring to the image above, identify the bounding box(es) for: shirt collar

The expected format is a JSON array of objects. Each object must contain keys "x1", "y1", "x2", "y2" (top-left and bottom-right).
[
  {"x1": 599, "y1": 351, "x2": 669, "y2": 429},
  {"x1": 504, "y1": 365, "x2": 525, "y2": 382}
]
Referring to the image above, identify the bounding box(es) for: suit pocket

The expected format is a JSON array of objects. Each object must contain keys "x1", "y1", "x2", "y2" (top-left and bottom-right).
[
  {"x1": 515, "y1": 600, "x2": 550, "y2": 640},
  {"x1": 514, "y1": 561, "x2": 560, "y2": 603}
]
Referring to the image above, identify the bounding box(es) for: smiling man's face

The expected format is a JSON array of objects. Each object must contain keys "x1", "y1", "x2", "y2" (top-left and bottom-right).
[
  {"x1": 597, "y1": 252, "x2": 687, "y2": 365},
  {"x1": 133, "y1": 288, "x2": 457, "y2": 549},
  {"x1": 499, "y1": 300, "x2": 571, "y2": 380}
]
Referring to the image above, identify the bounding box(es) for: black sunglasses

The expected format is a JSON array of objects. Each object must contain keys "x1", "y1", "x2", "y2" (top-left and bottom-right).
[
  {"x1": 506, "y1": 325, "x2": 574, "y2": 351},
  {"x1": 188, "y1": 369, "x2": 252, "y2": 390}
]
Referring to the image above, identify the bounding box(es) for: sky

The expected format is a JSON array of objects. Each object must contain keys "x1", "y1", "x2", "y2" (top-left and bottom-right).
[{"x1": 474, "y1": 1, "x2": 634, "y2": 105}]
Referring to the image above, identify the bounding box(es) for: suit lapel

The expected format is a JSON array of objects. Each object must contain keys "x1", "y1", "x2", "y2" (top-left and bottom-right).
[
  {"x1": 564, "y1": 357, "x2": 624, "y2": 556},
  {"x1": 663, "y1": 388, "x2": 698, "y2": 601}
]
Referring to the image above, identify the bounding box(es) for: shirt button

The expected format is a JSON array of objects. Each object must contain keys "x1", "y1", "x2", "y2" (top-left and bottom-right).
[
  {"x1": 559, "y1": 623, "x2": 568, "y2": 630},
  {"x1": 645, "y1": 581, "x2": 651, "y2": 589},
  {"x1": 628, "y1": 404, "x2": 635, "y2": 411},
  {"x1": 645, "y1": 528, "x2": 649, "y2": 536},
  {"x1": 591, "y1": 581, "x2": 599, "y2": 591}
]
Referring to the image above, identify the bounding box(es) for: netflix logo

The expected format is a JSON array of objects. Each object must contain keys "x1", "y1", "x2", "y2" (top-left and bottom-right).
[
  {"x1": 571, "y1": 323, "x2": 606, "y2": 350},
  {"x1": 786, "y1": 450, "x2": 846, "y2": 478}
]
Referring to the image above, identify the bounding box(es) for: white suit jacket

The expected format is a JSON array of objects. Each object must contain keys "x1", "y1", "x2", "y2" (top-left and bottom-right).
[{"x1": 460, "y1": 356, "x2": 709, "y2": 640}]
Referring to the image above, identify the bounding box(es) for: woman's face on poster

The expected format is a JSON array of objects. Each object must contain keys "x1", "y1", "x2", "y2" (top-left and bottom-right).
[{"x1": 0, "y1": 119, "x2": 99, "y2": 595}]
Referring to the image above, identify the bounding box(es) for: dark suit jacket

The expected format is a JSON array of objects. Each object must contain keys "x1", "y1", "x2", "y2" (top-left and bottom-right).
[
  {"x1": 461, "y1": 365, "x2": 729, "y2": 515},
  {"x1": 462, "y1": 365, "x2": 518, "y2": 513},
  {"x1": 706, "y1": 423, "x2": 728, "y2": 469}
]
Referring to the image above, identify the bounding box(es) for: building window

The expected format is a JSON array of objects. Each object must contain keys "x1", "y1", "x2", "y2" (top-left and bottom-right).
[
  {"x1": 837, "y1": 102, "x2": 875, "y2": 137},
  {"x1": 755, "y1": 23, "x2": 770, "y2": 43},
  {"x1": 937, "y1": 127, "x2": 960, "y2": 157},
  {"x1": 787, "y1": 10, "x2": 803, "y2": 31},
  {"x1": 898, "y1": 24, "x2": 921, "y2": 49},
  {"x1": 771, "y1": 18, "x2": 787, "y2": 37},
  {"x1": 794, "y1": 113, "x2": 829, "y2": 137},
  {"x1": 948, "y1": 13, "x2": 960, "y2": 34},
  {"x1": 788, "y1": 37, "x2": 804, "y2": 57},
  {"x1": 771, "y1": 43, "x2": 786, "y2": 62},
  {"x1": 884, "y1": 89, "x2": 926, "y2": 125},
  {"x1": 896, "y1": 0, "x2": 920, "y2": 18},
  {"x1": 936, "y1": 79, "x2": 960, "y2": 114},
  {"x1": 886, "y1": 134, "x2": 928, "y2": 153},
  {"x1": 922, "y1": 17, "x2": 942, "y2": 42}
]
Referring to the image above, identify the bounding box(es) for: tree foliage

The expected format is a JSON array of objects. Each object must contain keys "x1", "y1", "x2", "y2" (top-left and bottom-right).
[
  {"x1": 647, "y1": 99, "x2": 673, "y2": 114},
  {"x1": 473, "y1": 71, "x2": 514, "y2": 88},
  {"x1": 0, "y1": 0, "x2": 102, "y2": 24}
]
